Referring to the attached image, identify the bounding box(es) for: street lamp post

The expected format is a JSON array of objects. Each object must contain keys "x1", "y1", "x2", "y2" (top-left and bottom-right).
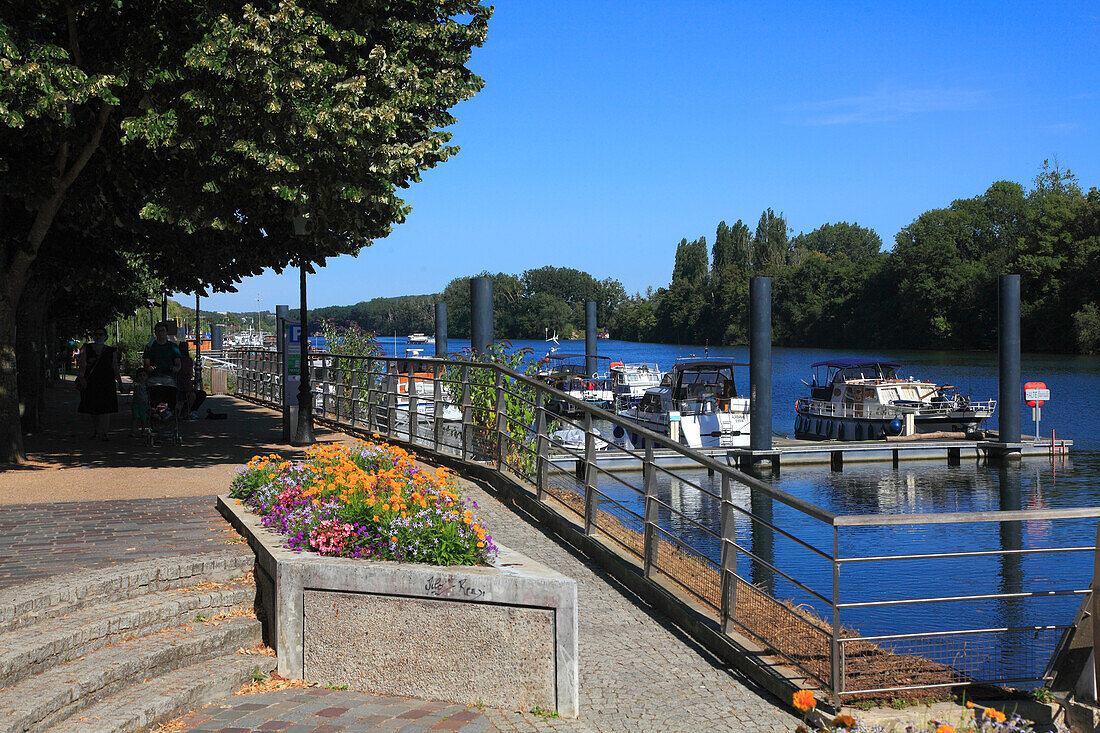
[{"x1": 292, "y1": 216, "x2": 315, "y2": 446}]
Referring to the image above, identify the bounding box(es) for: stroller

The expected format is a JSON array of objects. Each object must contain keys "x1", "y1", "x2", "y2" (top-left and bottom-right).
[{"x1": 146, "y1": 377, "x2": 181, "y2": 446}]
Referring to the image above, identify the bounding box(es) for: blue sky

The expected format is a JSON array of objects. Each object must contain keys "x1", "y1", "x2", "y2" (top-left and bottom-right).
[{"x1": 197, "y1": 1, "x2": 1100, "y2": 313}]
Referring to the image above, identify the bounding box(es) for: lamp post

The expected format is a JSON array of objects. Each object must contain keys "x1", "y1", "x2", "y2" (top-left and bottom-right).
[{"x1": 291, "y1": 216, "x2": 315, "y2": 446}]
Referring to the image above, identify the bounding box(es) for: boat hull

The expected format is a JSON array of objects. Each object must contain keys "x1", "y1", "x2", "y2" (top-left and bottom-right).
[{"x1": 793, "y1": 411, "x2": 988, "y2": 441}]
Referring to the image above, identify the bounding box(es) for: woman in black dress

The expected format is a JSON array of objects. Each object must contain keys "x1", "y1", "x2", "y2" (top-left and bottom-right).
[{"x1": 77, "y1": 327, "x2": 123, "y2": 441}]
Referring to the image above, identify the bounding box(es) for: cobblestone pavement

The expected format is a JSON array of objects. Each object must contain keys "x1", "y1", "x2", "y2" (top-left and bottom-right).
[
  {"x1": 0, "y1": 495, "x2": 244, "y2": 589},
  {"x1": 175, "y1": 688, "x2": 497, "y2": 732}
]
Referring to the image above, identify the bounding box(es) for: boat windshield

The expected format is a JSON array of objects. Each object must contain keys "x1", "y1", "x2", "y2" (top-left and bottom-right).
[
  {"x1": 673, "y1": 365, "x2": 735, "y2": 402},
  {"x1": 830, "y1": 363, "x2": 899, "y2": 383}
]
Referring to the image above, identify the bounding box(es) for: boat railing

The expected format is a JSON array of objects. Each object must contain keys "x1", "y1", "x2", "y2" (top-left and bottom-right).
[
  {"x1": 798, "y1": 397, "x2": 997, "y2": 420},
  {"x1": 229, "y1": 348, "x2": 1096, "y2": 705}
]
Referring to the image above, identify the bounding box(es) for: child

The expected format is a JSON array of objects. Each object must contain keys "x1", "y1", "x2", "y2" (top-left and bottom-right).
[{"x1": 130, "y1": 367, "x2": 151, "y2": 438}]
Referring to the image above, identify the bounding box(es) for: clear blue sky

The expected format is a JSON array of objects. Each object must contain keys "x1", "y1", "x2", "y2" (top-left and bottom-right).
[{"x1": 196, "y1": 1, "x2": 1100, "y2": 313}]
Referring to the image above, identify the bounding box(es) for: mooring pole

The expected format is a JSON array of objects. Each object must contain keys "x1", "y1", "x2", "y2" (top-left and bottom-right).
[
  {"x1": 749, "y1": 277, "x2": 772, "y2": 452},
  {"x1": 276, "y1": 304, "x2": 291, "y2": 442},
  {"x1": 470, "y1": 277, "x2": 493, "y2": 356},
  {"x1": 998, "y1": 274, "x2": 1021, "y2": 444},
  {"x1": 435, "y1": 302, "x2": 448, "y2": 357},
  {"x1": 585, "y1": 301, "x2": 598, "y2": 377}
]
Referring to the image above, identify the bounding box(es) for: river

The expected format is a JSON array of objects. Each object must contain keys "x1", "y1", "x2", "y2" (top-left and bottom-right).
[{"x1": 372, "y1": 336, "x2": 1100, "y2": 678}]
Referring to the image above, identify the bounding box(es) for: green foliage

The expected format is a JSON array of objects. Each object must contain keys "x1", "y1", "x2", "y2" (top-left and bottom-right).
[
  {"x1": 1073, "y1": 303, "x2": 1100, "y2": 354},
  {"x1": 529, "y1": 706, "x2": 559, "y2": 719},
  {"x1": 445, "y1": 341, "x2": 538, "y2": 473}
]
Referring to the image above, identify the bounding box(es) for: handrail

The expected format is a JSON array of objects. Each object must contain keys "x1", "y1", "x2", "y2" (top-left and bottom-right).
[{"x1": 229, "y1": 347, "x2": 1098, "y2": 702}]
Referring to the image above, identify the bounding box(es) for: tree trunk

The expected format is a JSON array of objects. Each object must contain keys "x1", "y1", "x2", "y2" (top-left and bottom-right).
[
  {"x1": 16, "y1": 294, "x2": 49, "y2": 433},
  {"x1": 0, "y1": 295, "x2": 25, "y2": 464}
]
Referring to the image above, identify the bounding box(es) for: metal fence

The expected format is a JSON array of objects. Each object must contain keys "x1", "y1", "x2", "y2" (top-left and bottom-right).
[{"x1": 228, "y1": 347, "x2": 1097, "y2": 703}]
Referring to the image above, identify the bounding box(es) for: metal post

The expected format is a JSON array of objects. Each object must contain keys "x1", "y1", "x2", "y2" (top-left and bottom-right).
[
  {"x1": 831, "y1": 524, "x2": 842, "y2": 705},
  {"x1": 470, "y1": 276, "x2": 493, "y2": 355},
  {"x1": 535, "y1": 389, "x2": 548, "y2": 501},
  {"x1": 433, "y1": 362, "x2": 443, "y2": 451},
  {"x1": 494, "y1": 370, "x2": 506, "y2": 470},
  {"x1": 999, "y1": 274, "x2": 1022, "y2": 444},
  {"x1": 194, "y1": 293, "x2": 201, "y2": 386},
  {"x1": 460, "y1": 365, "x2": 472, "y2": 461},
  {"x1": 386, "y1": 363, "x2": 397, "y2": 440},
  {"x1": 643, "y1": 439, "x2": 658, "y2": 577},
  {"x1": 585, "y1": 301, "x2": 597, "y2": 377},
  {"x1": 749, "y1": 276, "x2": 772, "y2": 452},
  {"x1": 1093, "y1": 522, "x2": 1100, "y2": 703},
  {"x1": 292, "y1": 253, "x2": 315, "y2": 446},
  {"x1": 407, "y1": 362, "x2": 418, "y2": 445},
  {"x1": 583, "y1": 411, "x2": 597, "y2": 535},
  {"x1": 719, "y1": 473, "x2": 737, "y2": 634},
  {"x1": 366, "y1": 359, "x2": 376, "y2": 433},
  {"x1": 349, "y1": 366, "x2": 359, "y2": 429},
  {"x1": 435, "y1": 303, "x2": 448, "y2": 357}
]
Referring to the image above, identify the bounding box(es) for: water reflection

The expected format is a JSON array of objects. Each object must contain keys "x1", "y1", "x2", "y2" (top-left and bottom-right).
[{"x1": 749, "y1": 489, "x2": 775, "y2": 594}]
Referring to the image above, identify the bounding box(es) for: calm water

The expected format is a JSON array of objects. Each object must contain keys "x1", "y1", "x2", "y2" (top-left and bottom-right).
[{"x1": 375, "y1": 336, "x2": 1100, "y2": 667}]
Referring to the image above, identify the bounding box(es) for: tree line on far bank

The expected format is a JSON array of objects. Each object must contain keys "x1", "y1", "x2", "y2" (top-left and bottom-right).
[{"x1": 310, "y1": 162, "x2": 1100, "y2": 355}]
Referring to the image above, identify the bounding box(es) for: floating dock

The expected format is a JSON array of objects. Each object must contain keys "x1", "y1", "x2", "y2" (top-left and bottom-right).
[{"x1": 550, "y1": 436, "x2": 1071, "y2": 473}]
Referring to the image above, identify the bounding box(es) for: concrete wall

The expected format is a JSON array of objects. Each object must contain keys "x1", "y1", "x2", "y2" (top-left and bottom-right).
[{"x1": 218, "y1": 496, "x2": 578, "y2": 717}]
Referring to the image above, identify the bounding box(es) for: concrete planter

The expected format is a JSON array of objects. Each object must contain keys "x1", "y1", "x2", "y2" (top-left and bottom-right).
[{"x1": 218, "y1": 496, "x2": 578, "y2": 717}]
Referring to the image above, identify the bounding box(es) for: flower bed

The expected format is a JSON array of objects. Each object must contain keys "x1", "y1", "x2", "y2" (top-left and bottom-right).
[{"x1": 230, "y1": 441, "x2": 496, "y2": 565}]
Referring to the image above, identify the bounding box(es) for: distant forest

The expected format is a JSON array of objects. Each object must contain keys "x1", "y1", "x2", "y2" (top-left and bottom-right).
[{"x1": 307, "y1": 162, "x2": 1100, "y2": 354}]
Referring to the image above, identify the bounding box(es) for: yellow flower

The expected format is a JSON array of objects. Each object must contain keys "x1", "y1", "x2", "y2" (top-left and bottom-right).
[{"x1": 792, "y1": 690, "x2": 815, "y2": 712}]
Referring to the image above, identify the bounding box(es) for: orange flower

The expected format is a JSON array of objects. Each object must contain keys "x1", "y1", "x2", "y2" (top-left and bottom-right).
[
  {"x1": 935, "y1": 725, "x2": 955, "y2": 733},
  {"x1": 792, "y1": 690, "x2": 815, "y2": 712},
  {"x1": 982, "y1": 708, "x2": 1006, "y2": 723},
  {"x1": 964, "y1": 701, "x2": 974, "y2": 709},
  {"x1": 831, "y1": 714, "x2": 856, "y2": 730}
]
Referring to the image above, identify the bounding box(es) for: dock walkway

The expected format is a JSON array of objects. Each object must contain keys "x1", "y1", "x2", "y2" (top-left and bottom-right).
[{"x1": 0, "y1": 385, "x2": 796, "y2": 732}]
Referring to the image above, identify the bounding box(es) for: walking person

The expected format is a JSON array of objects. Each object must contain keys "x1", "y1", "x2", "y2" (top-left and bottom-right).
[{"x1": 76, "y1": 327, "x2": 123, "y2": 441}]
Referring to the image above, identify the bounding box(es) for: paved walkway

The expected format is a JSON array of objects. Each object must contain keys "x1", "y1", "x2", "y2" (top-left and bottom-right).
[{"x1": 0, "y1": 384, "x2": 796, "y2": 732}]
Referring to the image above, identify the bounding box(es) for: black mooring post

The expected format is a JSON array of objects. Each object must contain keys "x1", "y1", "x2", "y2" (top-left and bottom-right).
[
  {"x1": 585, "y1": 301, "x2": 598, "y2": 377},
  {"x1": 292, "y1": 252, "x2": 315, "y2": 446},
  {"x1": 749, "y1": 277, "x2": 772, "y2": 452},
  {"x1": 470, "y1": 277, "x2": 493, "y2": 356},
  {"x1": 998, "y1": 274, "x2": 1021, "y2": 444},
  {"x1": 435, "y1": 302, "x2": 448, "y2": 357}
]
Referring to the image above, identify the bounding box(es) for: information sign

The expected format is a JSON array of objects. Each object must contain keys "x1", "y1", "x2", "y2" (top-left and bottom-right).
[
  {"x1": 1024, "y1": 381, "x2": 1049, "y2": 407},
  {"x1": 282, "y1": 321, "x2": 301, "y2": 407}
]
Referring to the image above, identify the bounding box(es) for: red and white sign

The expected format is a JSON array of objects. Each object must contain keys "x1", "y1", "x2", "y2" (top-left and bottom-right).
[{"x1": 1024, "y1": 381, "x2": 1049, "y2": 407}]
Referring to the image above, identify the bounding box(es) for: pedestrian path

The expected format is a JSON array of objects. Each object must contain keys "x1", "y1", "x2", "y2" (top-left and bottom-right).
[{"x1": 0, "y1": 385, "x2": 796, "y2": 732}]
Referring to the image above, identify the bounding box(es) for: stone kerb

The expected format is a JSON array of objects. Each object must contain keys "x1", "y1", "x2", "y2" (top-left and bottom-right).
[{"x1": 217, "y1": 496, "x2": 579, "y2": 717}]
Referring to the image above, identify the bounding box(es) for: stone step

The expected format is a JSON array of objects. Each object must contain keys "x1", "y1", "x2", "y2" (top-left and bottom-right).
[
  {"x1": 0, "y1": 552, "x2": 254, "y2": 633},
  {"x1": 0, "y1": 578, "x2": 256, "y2": 687},
  {"x1": 0, "y1": 617, "x2": 262, "y2": 733},
  {"x1": 47, "y1": 652, "x2": 278, "y2": 733}
]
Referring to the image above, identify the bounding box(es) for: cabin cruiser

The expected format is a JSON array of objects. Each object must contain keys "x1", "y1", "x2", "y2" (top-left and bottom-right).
[
  {"x1": 621, "y1": 359, "x2": 750, "y2": 449},
  {"x1": 406, "y1": 333, "x2": 435, "y2": 345},
  {"x1": 535, "y1": 353, "x2": 615, "y2": 415},
  {"x1": 608, "y1": 362, "x2": 664, "y2": 410},
  {"x1": 794, "y1": 359, "x2": 996, "y2": 441}
]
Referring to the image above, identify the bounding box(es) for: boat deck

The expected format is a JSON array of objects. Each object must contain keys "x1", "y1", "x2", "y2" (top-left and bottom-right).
[{"x1": 550, "y1": 435, "x2": 1071, "y2": 472}]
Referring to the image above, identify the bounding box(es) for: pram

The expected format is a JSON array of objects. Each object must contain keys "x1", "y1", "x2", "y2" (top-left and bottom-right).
[{"x1": 146, "y1": 377, "x2": 181, "y2": 446}]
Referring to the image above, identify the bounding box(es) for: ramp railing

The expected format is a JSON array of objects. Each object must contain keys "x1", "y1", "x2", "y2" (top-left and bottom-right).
[{"x1": 227, "y1": 347, "x2": 1099, "y2": 703}]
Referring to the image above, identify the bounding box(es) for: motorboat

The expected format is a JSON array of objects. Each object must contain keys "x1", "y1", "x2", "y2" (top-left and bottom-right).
[
  {"x1": 621, "y1": 359, "x2": 750, "y2": 449},
  {"x1": 535, "y1": 353, "x2": 615, "y2": 415},
  {"x1": 793, "y1": 359, "x2": 996, "y2": 441},
  {"x1": 407, "y1": 333, "x2": 435, "y2": 345},
  {"x1": 608, "y1": 362, "x2": 664, "y2": 410}
]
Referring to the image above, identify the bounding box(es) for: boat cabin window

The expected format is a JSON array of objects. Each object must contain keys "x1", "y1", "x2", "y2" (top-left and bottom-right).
[
  {"x1": 638, "y1": 393, "x2": 664, "y2": 413},
  {"x1": 674, "y1": 366, "x2": 735, "y2": 402},
  {"x1": 830, "y1": 363, "x2": 899, "y2": 384}
]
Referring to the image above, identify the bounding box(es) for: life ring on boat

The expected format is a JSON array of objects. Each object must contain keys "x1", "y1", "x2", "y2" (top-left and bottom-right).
[
  {"x1": 794, "y1": 398, "x2": 803, "y2": 412},
  {"x1": 587, "y1": 381, "x2": 595, "y2": 390},
  {"x1": 609, "y1": 361, "x2": 624, "y2": 368}
]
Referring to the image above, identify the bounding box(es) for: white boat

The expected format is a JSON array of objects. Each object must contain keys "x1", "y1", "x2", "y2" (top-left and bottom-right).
[
  {"x1": 407, "y1": 333, "x2": 435, "y2": 345},
  {"x1": 535, "y1": 354, "x2": 615, "y2": 415},
  {"x1": 621, "y1": 360, "x2": 750, "y2": 449},
  {"x1": 609, "y1": 362, "x2": 664, "y2": 410},
  {"x1": 794, "y1": 359, "x2": 996, "y2": 441}
]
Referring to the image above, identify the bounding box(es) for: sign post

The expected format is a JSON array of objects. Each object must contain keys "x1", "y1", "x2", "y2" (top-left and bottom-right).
[
  {"x1": 1024, "y1": 381, "x2": 1050, "y2": 444},
  {"x1": 282, "y1": 318, "x2": 302, "y2": 442}
]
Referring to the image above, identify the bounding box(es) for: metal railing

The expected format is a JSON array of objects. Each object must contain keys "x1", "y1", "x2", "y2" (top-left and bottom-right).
[
  {"x1": 228, "y1": 347, "x2": 1096, "y2": 702},
  {"x1": 797, "y1": 397, "x2": 997, "y2": 420}
]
